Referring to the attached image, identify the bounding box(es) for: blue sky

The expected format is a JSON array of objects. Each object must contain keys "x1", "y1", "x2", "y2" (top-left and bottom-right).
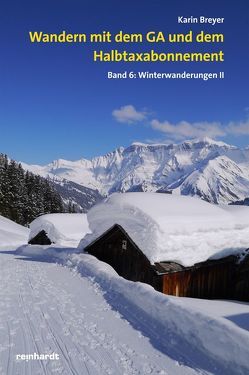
[{"x1": 0, "y1": 0, "x2": 248, "y2": 163}]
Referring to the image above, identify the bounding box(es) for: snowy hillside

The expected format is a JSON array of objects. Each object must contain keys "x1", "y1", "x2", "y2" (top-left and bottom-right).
[
  {"x1": 22, "y1": 138, "x2": 249, "y2": 204},
  {"x1": 0, "y1": 215, "x2": 29, "y2": 246},
  {"x1": 175, "y1": 155, "x2": 249, "y2": 204}
]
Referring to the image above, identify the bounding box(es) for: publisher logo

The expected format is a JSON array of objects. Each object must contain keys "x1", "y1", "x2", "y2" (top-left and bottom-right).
[{"x1": 16, "y1": 352, "x2": 59, "y2": 362}]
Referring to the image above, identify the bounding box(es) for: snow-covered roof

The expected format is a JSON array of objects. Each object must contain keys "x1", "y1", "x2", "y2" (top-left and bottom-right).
[
  {"x1": 29, "y1": 213, "x2": 90, "y2": 247},
  {"x1": 0, "y1": 215, "x2": 29, "y2": 246},
  {"x1": 79, "y1": 193, "x2": 249, "y2": 267}
]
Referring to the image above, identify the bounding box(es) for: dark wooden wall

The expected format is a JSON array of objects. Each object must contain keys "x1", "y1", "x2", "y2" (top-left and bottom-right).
[
  {"x1": 234, "y1": 256, "x2": 249, "y2": 301},
  {"x1": 86, "y1": 226, "x2": 162, "y2": 291},
  {"x1": 162, "y1": 260, "x2": 235, "y2": 299}
]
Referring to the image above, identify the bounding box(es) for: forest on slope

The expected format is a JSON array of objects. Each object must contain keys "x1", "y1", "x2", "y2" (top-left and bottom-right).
[{"x1": 0, "y1": 154, "x2": 65, "y2": 226}]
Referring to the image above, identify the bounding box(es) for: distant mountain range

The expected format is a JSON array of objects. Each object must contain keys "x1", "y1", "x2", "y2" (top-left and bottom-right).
[{"x1": 21, "y1": 137, "x2": 249, "y2": 206}]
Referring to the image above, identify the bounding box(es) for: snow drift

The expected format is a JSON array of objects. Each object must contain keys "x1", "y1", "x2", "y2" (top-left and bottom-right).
[
  {"x1": 17, "y1": 244, "x2": 249, "y2": 374},
  {"x1": 71, "y1": 253, "x2": 249, "y2": 375},
  {"x1": 79, "y1": 193, "x2": 249, "y2": 267},
  {"x1": 29, "y1": 213, "x2": 91, "y2": 247},
  {"x1": 0, "y1": 215, "x2": 29, "y2": 246}
]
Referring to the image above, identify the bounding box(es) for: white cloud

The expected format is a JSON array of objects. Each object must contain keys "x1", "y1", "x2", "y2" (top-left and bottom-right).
[
  {"x1": 227, "y1": 121, "x2": 249, "y2": 135},
  {"x1": 112, "y1": 104, "x2": 249, "y2": 141},
  {"x1": 151, "y1": 119, "x2": 226, "y2": 140},
  {"x1": 150, "y1": 119, "x2": 249, "y2": 140},
  {"x1": 112, "y1": 105, "x2": 147, "y2": 124}
]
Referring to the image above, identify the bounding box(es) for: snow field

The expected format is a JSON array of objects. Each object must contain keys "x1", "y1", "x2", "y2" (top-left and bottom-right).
[
  {"x1": 18, "y1": 245, "x2": 249, "y2": 374},
  {"x1": 0, "y1": 246, "x2": 200, "y2": 375},
  {"x1": 1, "y1": 197, "x2": 249, "y2": 374}
]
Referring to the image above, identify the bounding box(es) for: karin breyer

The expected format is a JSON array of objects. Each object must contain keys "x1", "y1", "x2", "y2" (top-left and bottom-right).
[{"x1": 178, "y1": 16, "x2": 224, "y2": 25}]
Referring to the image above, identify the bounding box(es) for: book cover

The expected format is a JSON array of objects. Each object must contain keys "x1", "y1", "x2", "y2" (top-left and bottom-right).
[{"x1": 0, "y1": 0, "x2": 249, "y2": 374}]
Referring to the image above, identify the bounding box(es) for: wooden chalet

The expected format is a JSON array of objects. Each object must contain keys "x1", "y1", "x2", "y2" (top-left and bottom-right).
[
  {"x1": 28, "y1": 213, "x2": 90, "y2": 247},
  {"x1": 84, "y1": 223, "x2": 244, "y2": 300},
  {"x1": 28, "y1": 230, "x2": 52, "y2": 245}
]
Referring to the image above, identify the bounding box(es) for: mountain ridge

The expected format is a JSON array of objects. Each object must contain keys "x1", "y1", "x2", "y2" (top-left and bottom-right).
[{"x1": 21, "y1": 138, "x2": 249, "y2": 205}]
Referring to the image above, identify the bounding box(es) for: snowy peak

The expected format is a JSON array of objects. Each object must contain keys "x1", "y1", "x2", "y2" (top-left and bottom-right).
[
  {"x1": 178, "y1": 155, "x2": 249, "y2": 204},
  {"x1": 49, "y1": 158, "x2": 92, "y2": 170},
  {"x1": 180, "y1": 137, "x2": 236, "y2": 149},
  {"x1": 21, "y1": 138, "x2": 249, "y2": 204}
]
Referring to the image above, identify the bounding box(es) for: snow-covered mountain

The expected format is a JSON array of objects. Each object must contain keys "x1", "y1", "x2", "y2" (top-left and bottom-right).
[
  {"x1": 21, "y1": 137, "x2": 249, "y2": 204},
  {"x1": 50, "y1": 178, "x2": 103, "y2": 212}
]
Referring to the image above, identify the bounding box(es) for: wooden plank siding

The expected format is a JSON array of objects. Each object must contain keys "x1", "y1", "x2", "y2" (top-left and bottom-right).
[
  {"x1": 163, "y1": 271, "x2": 191, "y2": 297},
  {"x1": 234, "y1": 255, "x2": 249, "y2": 301},
  {"x1": 162, "y1": 260, "x2": 235, "y2": 299}
]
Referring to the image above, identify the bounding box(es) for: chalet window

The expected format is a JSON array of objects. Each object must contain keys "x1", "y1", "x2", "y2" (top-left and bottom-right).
[{"x1": 122, "y1": 240, "x2": 127, "y2": 250}]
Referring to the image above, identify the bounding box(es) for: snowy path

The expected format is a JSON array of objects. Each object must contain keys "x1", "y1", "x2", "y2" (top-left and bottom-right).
[{"x1": 0, "y1": 247, "x2": 204, "y2": 375}]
